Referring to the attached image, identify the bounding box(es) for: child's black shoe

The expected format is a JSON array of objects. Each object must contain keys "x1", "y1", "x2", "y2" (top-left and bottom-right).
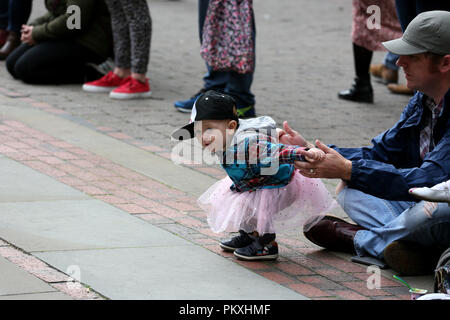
[
  {"x1": 233, "y1": 239, "x2": 279, "y2": 261},
  {"x1": 220, "y1": 230, "x2": 254, "y2": 252}
]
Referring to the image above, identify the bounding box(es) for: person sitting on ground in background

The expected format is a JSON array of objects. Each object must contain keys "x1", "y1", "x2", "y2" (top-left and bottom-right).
[{"x1": 5, "y1": 0, "x2": 113, "y2": 84}]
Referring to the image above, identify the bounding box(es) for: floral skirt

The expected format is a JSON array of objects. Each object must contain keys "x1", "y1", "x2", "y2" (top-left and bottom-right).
[{"x1": 352, "y1": 0, "x2": 403, "y2": 51}]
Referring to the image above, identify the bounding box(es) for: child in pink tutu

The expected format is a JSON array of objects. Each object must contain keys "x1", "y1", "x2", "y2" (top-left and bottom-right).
[{"x1": 172, "y1": 90, "x2": 336, "y2": 261}]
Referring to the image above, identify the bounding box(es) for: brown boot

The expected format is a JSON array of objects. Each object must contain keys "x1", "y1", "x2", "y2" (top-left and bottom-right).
[
  {"x1": 369, "y1": 64, "x2": 384, "y2": 78},
  {"x1": 0, "y1": 29, "x2": 8, "y2": 48},
  {"x1": 387, "y1": 83, "x2": 414, "y2": 95},
  {"x1": 0, "y1": 31, "x2": 20, "y2": 60},
  {"x1": 303, "y1": 215, "x2": 366, "y2": 254},
  {"x1": 370, "y1": 64, "x2": 398, "y2": 84}
]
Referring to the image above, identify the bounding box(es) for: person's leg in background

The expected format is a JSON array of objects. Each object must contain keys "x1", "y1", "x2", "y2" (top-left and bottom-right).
[
  {"x1": 370, "y1": 51, "x2": 399, "y2": 85},
  {"x1": 415, "y1": 0, "x2": 450, "y2": 16},
  {"x1": 82, "y1": 0, "x2": 131, "y2": 93},
  {"x1": 175, "y1": 0, "x2": 256, "y2": 117},
  {"x1": 5, "y1": 42, "x2": 31, "y2": 78},
  {"x1": 104, "y1": 0, "x2": 132, "y2": 80},
  {"x1": 0, "y1": 0, "x2": 32, "y2": 60},
  {"x1": 338, "y1": 42, "x2": 374, "y2": 103},
  {"x1": 118, "y1": 0, "x2": 151, "y2": 82},
  {"x1": 8, "y1": 41, "x2": 103, "y2": 84},
  {"x1": 107, "y1": 0, "x2": 152, "y2": 99},
  {"x1": 222, "y1": 10, "x2": 256, "y2": 118},
  {"x1": 174, "y1": 0, "x2": 226, "y2": 113}
]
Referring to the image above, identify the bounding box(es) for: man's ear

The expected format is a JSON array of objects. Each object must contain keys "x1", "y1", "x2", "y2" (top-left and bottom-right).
[{"x1": 440, "y1": 55, "x2": 450, "y2": 73}]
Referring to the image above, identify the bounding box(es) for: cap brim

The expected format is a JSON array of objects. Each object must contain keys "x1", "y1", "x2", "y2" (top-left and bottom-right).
[
  {"x1": 171, "y1": 122, "x2": 195, "y2": 141},
  {"x1": 382, "y1": 38, "x2": 427, "y2": 55}
]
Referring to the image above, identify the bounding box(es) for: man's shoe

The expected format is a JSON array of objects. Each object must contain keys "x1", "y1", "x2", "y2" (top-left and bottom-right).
[
  {"x1": 174, "y1": 88, "x2": 208, "y2": 113},
  {"x1": 338, "y1": 77, "x2": 374, "y2": 103},
  {"x1": 236, "y1": 104, "x2": 256, "y2": 118},
  {"x1": 303, "y1": 215, "x2": 366, "y2": 254},
  {"x1": 370, "y1": 64, "x2": 398, "y2": 84},
  {"x1": 383, "y1": 241, "x2": 443, "y2": 276},
  {"x1": 220, "y1": 230, "x2": 255, "y2": 252},
  {"x1": 109, "y1": 77, "x2": 152, "y2": 100},
  {"x1": 83, "y1": 71, "x2": 130, "y2": 93},
  {"x1": 234, "y1": 240, "x2": 279, "y2": 261},
  {"x1": 0, "y1": 31, "x2": 20, "y2": 60},
  {"x1": 387, "y1": 83, "x2": 414, "y2": 95}
]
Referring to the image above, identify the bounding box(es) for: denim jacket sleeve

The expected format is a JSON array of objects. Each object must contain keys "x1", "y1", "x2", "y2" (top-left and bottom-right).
[{"x1": 329, "y1": 92, "x2": 450, "y2": 201}]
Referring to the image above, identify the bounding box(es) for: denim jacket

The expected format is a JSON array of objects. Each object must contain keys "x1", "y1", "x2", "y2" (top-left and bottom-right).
[{"x1": 330, "y1": 90, "x2": 450, "y2": 201}]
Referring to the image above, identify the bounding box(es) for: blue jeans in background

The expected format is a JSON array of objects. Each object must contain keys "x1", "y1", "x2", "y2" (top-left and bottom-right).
[
  {"x1": 337, "y1": 187, "x2": 450, "y2": 260},
  {"x1": 0, "y1": 0, "x2": 32, "y2": 33},
  {"x1": 383, "y1": 52, "x2": 399, "y2": 71}
]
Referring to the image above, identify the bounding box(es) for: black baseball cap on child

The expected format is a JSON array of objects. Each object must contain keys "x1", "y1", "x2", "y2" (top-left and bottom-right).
[{"x1": 171, "y1": 90, "x2": 239, "y2": 140}]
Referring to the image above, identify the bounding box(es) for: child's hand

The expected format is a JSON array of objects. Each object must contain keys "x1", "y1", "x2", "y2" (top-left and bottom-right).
[
  {"x1": 297, "y1": 147, "x2": 325, "y2": 163},
  {"x1": 278, "y1": 121, "x2": 311, "y2": 147}
]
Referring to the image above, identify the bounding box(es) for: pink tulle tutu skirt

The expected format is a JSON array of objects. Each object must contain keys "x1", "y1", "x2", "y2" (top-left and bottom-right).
[{"x1": 198, "y1": 171, "x2": 337, "y2": 235}]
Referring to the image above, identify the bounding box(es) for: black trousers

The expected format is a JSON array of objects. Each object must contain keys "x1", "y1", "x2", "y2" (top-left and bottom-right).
[{"x1": 6, "y1": 41, "x2": 103, "y2": 84}]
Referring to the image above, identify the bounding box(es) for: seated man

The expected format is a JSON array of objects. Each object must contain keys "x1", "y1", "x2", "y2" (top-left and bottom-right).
[{"x1": 281, "y1": 11, "x2": 450, "y2": 276}]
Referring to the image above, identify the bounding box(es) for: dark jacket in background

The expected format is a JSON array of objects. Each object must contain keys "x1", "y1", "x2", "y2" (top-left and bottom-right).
[{"x1": 30, "y1": 0, "x2": 113, "y2": 59}]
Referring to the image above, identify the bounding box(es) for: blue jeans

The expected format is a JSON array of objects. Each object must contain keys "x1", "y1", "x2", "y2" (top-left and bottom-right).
[
  {"x1": 383, "y1": 52, "x2": 399, "y2": 71},
  {"x1": 198, "y1": 0, "x2": 255, "y2": 107},
  {"x1": 0, "y1": 0, "x2": 32, "y2": 33},
  {"x1": 338, "y1": 187, "x2": 450, "y2": 260}
]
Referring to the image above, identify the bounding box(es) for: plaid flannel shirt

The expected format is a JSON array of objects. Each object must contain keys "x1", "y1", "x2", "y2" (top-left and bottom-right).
[{"x1": 419, "y1": 96, "x2": 444, "y2": 159}]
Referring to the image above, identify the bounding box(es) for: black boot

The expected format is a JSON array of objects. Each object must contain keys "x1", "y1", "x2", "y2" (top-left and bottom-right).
[
  {"x1": 338, "y1": 43, "x2": 374, "y2": 103},
  {"x1": 338, "y1": 77, "x2": 374, "y2": 103}
]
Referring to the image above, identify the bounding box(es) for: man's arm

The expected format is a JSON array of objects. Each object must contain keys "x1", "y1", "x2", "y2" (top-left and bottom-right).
[{"x1": 295, "y1": 139, "x2": 449, "y2": 201}]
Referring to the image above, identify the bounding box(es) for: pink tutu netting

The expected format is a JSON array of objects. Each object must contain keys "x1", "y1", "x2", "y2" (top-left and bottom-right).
[{"x1": 198, "y1": 171, "x2": 337, "y2": 235}]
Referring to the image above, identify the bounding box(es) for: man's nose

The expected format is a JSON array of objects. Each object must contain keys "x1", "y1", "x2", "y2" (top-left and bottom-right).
[{"x1": 396, "y1": 56, "x2": 405, "y2": 67}]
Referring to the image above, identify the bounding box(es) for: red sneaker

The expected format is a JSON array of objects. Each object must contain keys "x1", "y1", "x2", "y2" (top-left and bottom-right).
[
  {"x1": 109, "y1": 77, "x2": 152, "y2": 100},
  {"x1": 82, "y1": 72, "x2": 130, "y2": 93}
]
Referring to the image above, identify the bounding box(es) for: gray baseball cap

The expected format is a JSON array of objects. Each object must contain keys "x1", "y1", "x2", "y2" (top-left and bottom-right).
[{"x1": 383, "y1": 10, "x2": 450, "y2": 56}]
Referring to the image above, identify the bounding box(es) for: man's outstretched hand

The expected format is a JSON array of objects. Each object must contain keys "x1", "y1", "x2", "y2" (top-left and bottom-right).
[{"x1": 295, "y1": 140, "x2": 352, "y2": 181}]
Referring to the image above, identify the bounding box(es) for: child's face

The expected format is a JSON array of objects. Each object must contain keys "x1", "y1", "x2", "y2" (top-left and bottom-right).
[{"x1": 195, "y1": 119, "x2": 237, "y2": 152}]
